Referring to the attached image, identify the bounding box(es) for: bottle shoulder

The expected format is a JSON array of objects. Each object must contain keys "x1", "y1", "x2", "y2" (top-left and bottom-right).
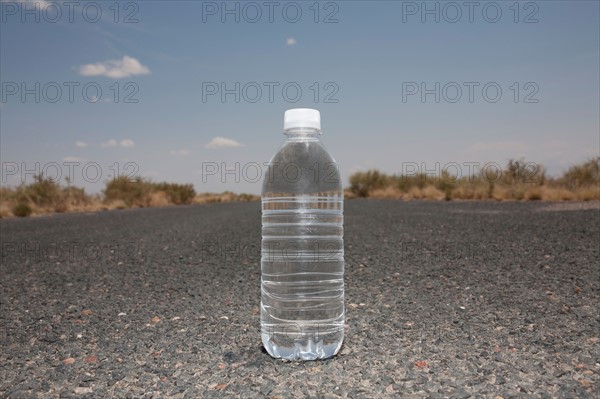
[{"x1": 262, "y1": 140, "x2": 342, "y2": 195}]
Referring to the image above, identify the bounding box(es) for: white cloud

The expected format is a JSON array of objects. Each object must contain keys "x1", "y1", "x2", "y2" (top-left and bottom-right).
[
  {"x1": 120, "y1": 139, "x2": 135, "y2": 148},
  {"x1": 101, "y1": 139, "x2": 134, "y2": 148},
  {"x1": 79, "y1": 56, "x2": 151, "y2": 79},
  {"x1": 3, "y1": 0, "x2": 50, "y2": 9},
  {"x1": 102, "y1": 139, "x2": 118, "y2": 147},
  {"x1": 75, "y1": 141, "x2": 88, "y2": 148},
  {"x1": 286, "y1": 37, "x2": 297, "y2": 46},
  {"x1": 169, "y1": 149, "x2": 191, "y2": 156},
  {"x1": 205, "y1": 137, "x2": 244, "y2": 149},
  {"x1": 63, "y1": 156, "x2": 86, "y2": 162}
]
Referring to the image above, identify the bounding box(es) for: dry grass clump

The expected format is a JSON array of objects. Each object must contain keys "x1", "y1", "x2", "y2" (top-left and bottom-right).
[
  {"x1": 348, "y1": 170, "x2": 390, "y2": 198},
  {"x1": 368, "y1": 186, "x2": 446, "y2": 200},
  {"x1": 103, "y1": 177, "x2": 196, "y2": 207},
  {"x1": 194, "y1": 192, "x2": 260, "y2": 204},
  {"x1": 148, "y1": 191, "x2": 170, "y2": 207},
  {"x1": 422, "y1": 186, "x2": 446, "y2": 200},
  {"x1": 403, "y1": 186, "x2": 445, "y2": 200},
  {"x1": 574, "y1": 186, "x2": 600, "y2": 201},
  {"x1": 343, "y1": 189, "x2": 358, "y2": 200},
  {"x1": 451, "y1": 182, "x2": 491, "y2": 200},
  {"x1": 369, "y1": 186, "x2": 404, "y2": 200},
  {"x1": 539, "y1": 186, "x2": 576, "y2": 201}
]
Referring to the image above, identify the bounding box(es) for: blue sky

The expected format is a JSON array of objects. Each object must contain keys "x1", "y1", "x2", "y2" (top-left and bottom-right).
[{"x1": 1, "y1": 0, "x2": 599, "y2": 194}]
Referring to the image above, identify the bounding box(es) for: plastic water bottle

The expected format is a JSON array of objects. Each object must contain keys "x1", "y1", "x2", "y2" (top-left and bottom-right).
[{"x1": 261, "y1": 108, "x2": 344, "y2": 360}]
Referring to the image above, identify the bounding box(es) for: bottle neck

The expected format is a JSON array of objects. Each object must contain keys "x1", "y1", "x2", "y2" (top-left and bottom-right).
[{"x1": 284, "y1": 127, "x2": 320, "y2": 141}]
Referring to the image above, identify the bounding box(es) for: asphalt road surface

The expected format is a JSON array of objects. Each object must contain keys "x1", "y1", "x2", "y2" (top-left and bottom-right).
[{"x1": 1, "y1": 200, "x2": 599, "y2": 398}]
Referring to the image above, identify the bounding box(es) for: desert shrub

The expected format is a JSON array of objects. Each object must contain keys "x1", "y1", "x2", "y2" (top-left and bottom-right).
[
  {"x1": 394, "y1": 173, "x2": 419, "y2": 191},
  {"x1": 108, "y1": 199, "x2": 128, "y2": 209},
  {"x1": 104, "y1": 177, "x2": 198, "y2": 207},
  {"x1": 487, "y1": 181, "x2": 494, "y2": 199},
  {"x1": 0, "y1": 187, "x2": 16, "y2": 202},
  {"x1": 369, "y1": 186, "x2": 404, "y2": 200},
  {"x1": 153, "y1": 182, "x2": 196, "y2": 205},
  {"x1": 435, "y1": 170, "x2": 457, "y2": 200},
  {"x1": 236, "y1": 193, "x2": 261, "y2": 202},
  {"x1": 194, "y1": 192, "x2": 260, "y2": 204},
  {"x1": 560, "y1": 157, "x2": 600, "y2": 189},
  {"x1": 343, "y1": 189, "x2": 357, "y2": 200},
  {"x1": 12, "y1": 201, "x2": 32, "y2": 217},
  {"x1": 501, "y1": 159, "x2": 545, "y2": 186},
  {"x1": 422, "y1": 185, "x2": 445, "y2": 200},
  {"x1": 103, "y1": 176, "x2": 151, "y2": 207},
  {"x1": 574, "y1": 186, "x2": 599, "y2": 201},
  {"x1": 346, "y1": 158, "x2": 600, "y2": 202},
  {"x1": 451, "y1": 181, "x2": 489, "y2": 200},
  {"x1": 506, "y1": 185, "x2": 526, "y2": 200},
  {"x1": 405, "y1": 186, "x2": 423, "y2": 200},
  {"x1": 63, "y1": 186, "x2": 90, "y2": 206},
  {"x1": 148, "y1": 191, "x2": 170, "y2": 207},
  {"x1": 525, "y1": 187, "x2": 543, "y2": 201},
  {"x1": 1, "y1": 175, "x2": 96, "y2": 216},
  {"x1": 24, "y1": 174, "x2": 64, "y2": 207},
  {"x1": 349, "y1": 170, "x2": 390, "y2": 197}
]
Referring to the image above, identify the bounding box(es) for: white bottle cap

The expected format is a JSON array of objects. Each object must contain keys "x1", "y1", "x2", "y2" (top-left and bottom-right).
[{"x1": 284, "y1": 108, "x2": 321, "y2": 131}]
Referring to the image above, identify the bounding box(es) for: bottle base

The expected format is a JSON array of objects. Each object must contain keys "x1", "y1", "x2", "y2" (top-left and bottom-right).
[{"x1": 262, "y1": 332, "x2": 344, "y2": 361}]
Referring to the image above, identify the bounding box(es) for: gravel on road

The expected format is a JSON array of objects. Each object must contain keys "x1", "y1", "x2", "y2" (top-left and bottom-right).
[{"x1": 1, "y1": 200, "x2": 599, "y2": 398}]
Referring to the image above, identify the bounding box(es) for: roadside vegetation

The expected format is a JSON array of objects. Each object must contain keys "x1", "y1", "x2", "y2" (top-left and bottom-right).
[
  {"x1": 1, "y1": 158, "x2": 597, "y2": 218},
  {"x1": 347, "y1": 158, "x2": 599, "y2": 201},
  {"x1": 0, "y1": 175, "x2": 259, "y2": 218}
]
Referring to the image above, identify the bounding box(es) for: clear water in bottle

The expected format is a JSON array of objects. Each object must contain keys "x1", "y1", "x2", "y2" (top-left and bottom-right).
[{"x1": 261, "y1": 108, "x2": 344, "y2": 360}]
